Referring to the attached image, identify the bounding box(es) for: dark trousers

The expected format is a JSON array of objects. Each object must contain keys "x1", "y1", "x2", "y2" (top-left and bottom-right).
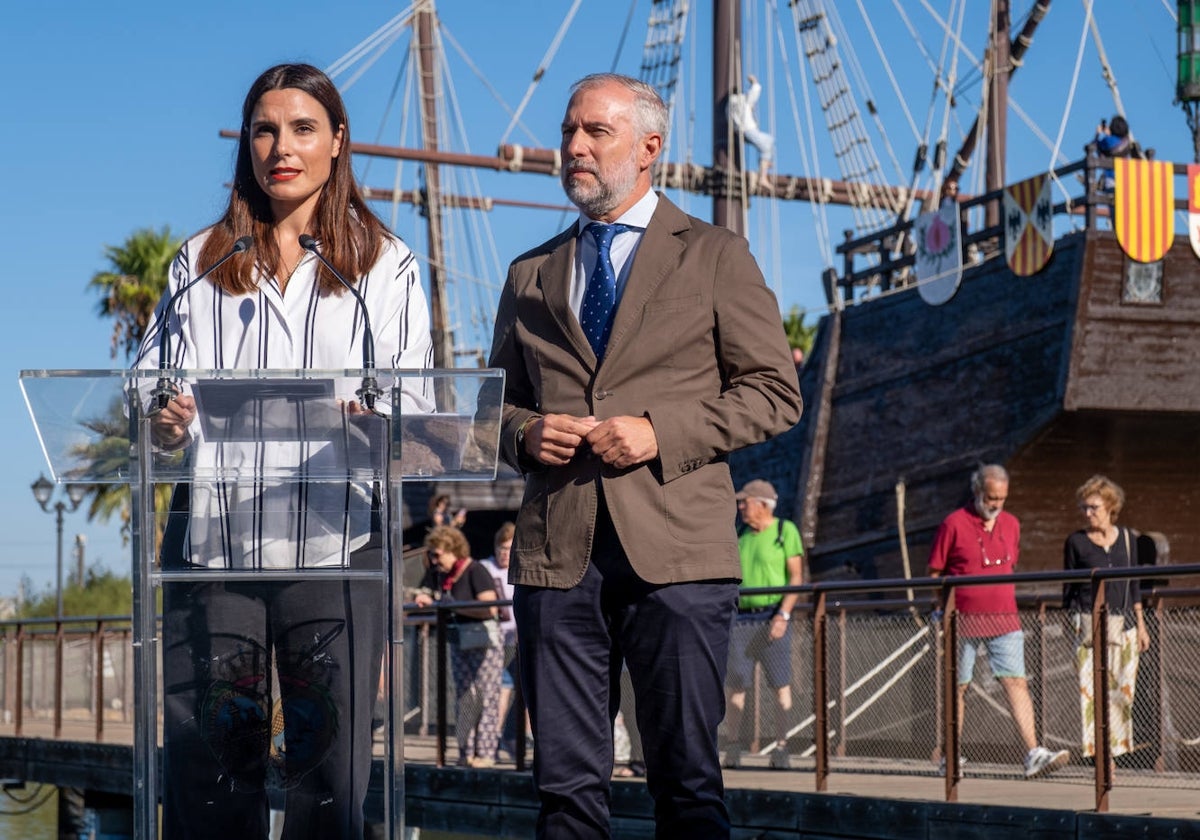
[
  {"x1": 162, "y1": 564, "x2": 383, "y2": 840},
  {"x1": 514, "y1": 513, "x2": 738, "y2": 839}
]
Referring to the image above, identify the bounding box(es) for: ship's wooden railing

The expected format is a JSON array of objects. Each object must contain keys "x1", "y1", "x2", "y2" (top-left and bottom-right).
[{"x1": 826, "y1": 149, "x2": 1161, "y2": 305}]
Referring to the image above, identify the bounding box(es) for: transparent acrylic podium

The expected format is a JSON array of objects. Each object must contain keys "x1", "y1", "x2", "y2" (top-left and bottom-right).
[{"x1": 20, "y1": 367, "x2": 504, "y2": 839}]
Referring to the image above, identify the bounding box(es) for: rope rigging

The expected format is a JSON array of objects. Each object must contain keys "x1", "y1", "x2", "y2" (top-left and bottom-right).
[
  {"x1": 789, "y1": 0, "x2": 895, "y2": 236},
  {"x1": 639, "y1": 0, "x2": 692, "y2": 196},
  {"x1": 1047, "y1": 0, "x2": 1094, "y2": 187},
  {"x1": 498, "y1": 0, "x2": 583, "y2": 147}
]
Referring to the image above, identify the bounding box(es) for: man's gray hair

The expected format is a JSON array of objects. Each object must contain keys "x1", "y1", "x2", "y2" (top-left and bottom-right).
[
  {"x1": 571, "y1": 73, "x2": 669, "y2": 140},
  {"x1": 970, "y1": 464, "x2": 1009, "y2": 495}
]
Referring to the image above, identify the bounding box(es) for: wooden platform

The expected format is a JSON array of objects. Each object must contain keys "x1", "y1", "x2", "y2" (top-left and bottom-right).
[{"x1": 0, "y1": 723, "x2": 1197, "y2": 838}]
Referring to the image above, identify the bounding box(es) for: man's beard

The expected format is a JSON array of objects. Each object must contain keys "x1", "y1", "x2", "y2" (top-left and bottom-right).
[
  {"x1": 976, "y1": 500, "x2": 1001, "y2": 521},
  {"x1": 563, "y1": 151, "x2": 640, "y2": 217}
]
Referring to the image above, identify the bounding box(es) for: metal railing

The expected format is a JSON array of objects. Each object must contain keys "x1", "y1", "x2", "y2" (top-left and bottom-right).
[
  {"x1": 3, "y1": 565, "x2": 1199, "y2": 814},
  {"x1": 0, "y1": 615, "x2": 134, "y2": 742}
]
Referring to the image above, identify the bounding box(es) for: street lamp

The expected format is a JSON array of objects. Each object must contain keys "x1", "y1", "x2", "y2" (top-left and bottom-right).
[{"x1": 30, "y1": 475, "x2": 86, "y2": 620}]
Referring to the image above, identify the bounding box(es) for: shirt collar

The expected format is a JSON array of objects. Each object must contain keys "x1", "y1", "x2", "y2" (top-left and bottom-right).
[{"x1": 576, "y1": 189, "x2": 658, "y2": 236}]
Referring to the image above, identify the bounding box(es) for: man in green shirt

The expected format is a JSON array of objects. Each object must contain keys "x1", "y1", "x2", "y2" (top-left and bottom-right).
[{"x1": 724, "y1": 479, "x2": 804, "y2": 769}]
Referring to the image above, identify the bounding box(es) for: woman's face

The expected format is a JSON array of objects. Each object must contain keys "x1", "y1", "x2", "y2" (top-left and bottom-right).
[
  {"x1": 249, "y1": 87, "x2": 343, "y2": 219},
  {"x1": 428, "y1": 545, "x2": 458, "y2": 573},
  {"x1": 1079, "y1": 493, "x2": 1112, "y2": 530}
]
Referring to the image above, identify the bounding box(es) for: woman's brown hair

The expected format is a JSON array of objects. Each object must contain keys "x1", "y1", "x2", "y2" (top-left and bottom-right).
[
  {"x1": 425, "y1": 525, "x2": 471, "y2": 561},
  {"x1": 196, "y1": 63, "x2": 387, "y2": 295}
]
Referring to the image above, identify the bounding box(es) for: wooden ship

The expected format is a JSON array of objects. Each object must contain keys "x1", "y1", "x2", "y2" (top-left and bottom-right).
[
  {"x1": 736, "y1": 0, "x2": 1200, "y2": 581},
  {"x1": 740, "y1": 189, "x2": 1200, "y2": 582}
]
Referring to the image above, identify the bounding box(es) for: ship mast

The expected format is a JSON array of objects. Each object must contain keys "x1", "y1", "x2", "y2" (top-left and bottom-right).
[
  {"x1": 414, "y1": 0, "x2": 454, "y2": 370},
  {"x1": 945, "y1": 0, "x2": 1052, "y2": 209},
  {"x1": 713, "y1": 0, "x2": 748, "y2": 235},
  {"x1": 984, "y1": 0, "x2": 1010, "y2": 227}
]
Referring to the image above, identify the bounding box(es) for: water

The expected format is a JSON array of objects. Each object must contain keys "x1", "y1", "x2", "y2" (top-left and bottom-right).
[
  {"x1": 0, "y1": 784, "x2": 57, "y2": 839},
  {"x1": 0, "y1": 792, "x2": 489, "y2": 840},
  {"x1": 0, "y1": 794, "x2": 489, "y2": 840}
]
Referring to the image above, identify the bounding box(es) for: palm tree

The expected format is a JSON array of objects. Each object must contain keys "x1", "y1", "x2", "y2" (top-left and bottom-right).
[
  {"x1": 83, "y1": 226, "x2": 183, "y2": 543},
  {"x1": 89, "y1": 226, "x2": 181, "y2": 360},
  {"x1": 782, "y1": 305, "x2": 818, "y2": 362}
]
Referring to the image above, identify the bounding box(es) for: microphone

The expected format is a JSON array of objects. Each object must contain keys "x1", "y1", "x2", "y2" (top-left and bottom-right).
[
  {"x1": 298, "y1": 235, "x2": 380, "y2": 410},
  {"x1": 151, "y1": 235, "x2": 253, "y2": 409}
]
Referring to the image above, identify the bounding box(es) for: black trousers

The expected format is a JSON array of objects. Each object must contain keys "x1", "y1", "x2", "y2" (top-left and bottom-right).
[
  {"x1": 514, "y1": 511, "x2": 738, "y2": 839},
  {"x1": 161, "y1": 549, "x2": 383, "y2": 840}
]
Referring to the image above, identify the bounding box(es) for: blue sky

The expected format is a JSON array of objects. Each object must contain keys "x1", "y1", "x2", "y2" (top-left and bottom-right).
[{"x1": 0, "y1": 1, "x2": 1190, "y2": 600}]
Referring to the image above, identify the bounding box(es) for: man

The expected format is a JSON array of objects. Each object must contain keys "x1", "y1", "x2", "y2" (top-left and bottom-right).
[
  {"x1": 927, "y1": 464, "x2": 1068, "y2": 779},
  {"x1": 488, "y1": 72, "x2": 801, "y2": 838},
  {"x1": 727, "y1": 73, "x2": 774, "y2": 189},
  {"x1": 725, "y1": 479, "x2": 804, "y2": 771}
]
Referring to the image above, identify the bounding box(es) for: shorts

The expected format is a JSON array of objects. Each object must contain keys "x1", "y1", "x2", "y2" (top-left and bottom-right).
[
  {"x1": 957, "y1": 630, "x2": 1026, "y2": 683},
  {"x1": 726, "y1": 609, "x2": 792, "y2": 690}
]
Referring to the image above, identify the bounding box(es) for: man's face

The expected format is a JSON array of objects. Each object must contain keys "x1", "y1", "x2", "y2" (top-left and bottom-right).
[
  {"x1": 559, "y1": 82, "x2": 659, "y2": 220},
  {"x1": 975, "y1": 478, "x2": 1009, "y2": 522},
  {"x1": 737, "y1": 496, "x2": 773, "y2": 529}
]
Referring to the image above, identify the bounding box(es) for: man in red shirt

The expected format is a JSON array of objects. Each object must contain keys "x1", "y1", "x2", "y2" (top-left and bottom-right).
[{"x1": 928, "y1": 464, "x2": 1068, "y2": 779}]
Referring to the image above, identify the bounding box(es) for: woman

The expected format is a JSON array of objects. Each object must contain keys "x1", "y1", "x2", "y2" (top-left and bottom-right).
[
  {"x1": 477, "y1": 521, "x2": 519, "y2": 759},
  {"x1": 1063, "y1": 475, "x2": 1150, "y2": 763},
  {"x1": 415, "y1": 525, "x2": 503, "y2": 768},
  {"x1": 135, "y1": 64, "x2": 432, "y2": 839}
]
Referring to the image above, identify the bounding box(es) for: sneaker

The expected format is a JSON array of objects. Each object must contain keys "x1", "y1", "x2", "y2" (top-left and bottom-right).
[
  {"x1": 1024, "y1": 746, "x2": 1069, "y2": 779},
  {"x1": 768, "y1": 741, "x2": 790, "y2": 770},
  {"x1": 468, "y1": 756, "x2": 495, "y2": 769},
  {"x1": 722, "y1": 747, "x2": 742, "y2": 769},
  {"x1": 937, "y1": 755, "x2": 967, "y2": 774}
]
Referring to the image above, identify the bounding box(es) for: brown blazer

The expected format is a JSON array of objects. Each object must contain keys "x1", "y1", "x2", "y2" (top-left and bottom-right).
[{"x1": 488, "y1": 194, "x2": 802, "y2": 589}]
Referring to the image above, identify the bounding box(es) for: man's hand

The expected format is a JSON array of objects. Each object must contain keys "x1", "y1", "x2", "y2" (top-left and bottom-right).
[
  {"x1": 151, "y1": 394, "x2": 196, "y2": 451},
  {"x1": 585, "y1": 416, "x2": 658, "y2": 469},
  {"x1": 523, "y1": 413, "x2": 599, "y2": 466}
]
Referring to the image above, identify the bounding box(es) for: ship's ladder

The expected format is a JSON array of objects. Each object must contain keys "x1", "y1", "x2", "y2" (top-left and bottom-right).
[
  {"x1": 640, "y1": 0, "x2": 693, "y2": 187},
  {"x1": 789, "y1": 0, "x2": 897, "y2": 238}
]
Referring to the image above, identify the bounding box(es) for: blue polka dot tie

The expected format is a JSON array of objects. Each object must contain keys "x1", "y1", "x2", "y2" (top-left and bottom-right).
[{"x1": 579, "y1": 222, "x2": 630, "y2": 360}]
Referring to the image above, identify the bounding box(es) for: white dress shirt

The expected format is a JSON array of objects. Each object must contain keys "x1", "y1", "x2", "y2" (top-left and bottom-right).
[{"x1": 569, "y1": 190, "x2": 659, "y2": 319}]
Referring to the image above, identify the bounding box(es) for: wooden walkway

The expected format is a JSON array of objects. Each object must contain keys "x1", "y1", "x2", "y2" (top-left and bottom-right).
[{"x1": 1, "y1": 721, "x2": 1198, "y2": 838}]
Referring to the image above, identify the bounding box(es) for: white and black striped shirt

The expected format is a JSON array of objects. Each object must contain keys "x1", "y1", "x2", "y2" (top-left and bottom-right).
[{"x1": 135, "y1": 229, "x2": 434, "y2": 570}]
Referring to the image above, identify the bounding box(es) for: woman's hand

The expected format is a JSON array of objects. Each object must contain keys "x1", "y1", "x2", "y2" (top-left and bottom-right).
[{"x1": 151, "y1": 395, "x2": 196, "y2": 451}]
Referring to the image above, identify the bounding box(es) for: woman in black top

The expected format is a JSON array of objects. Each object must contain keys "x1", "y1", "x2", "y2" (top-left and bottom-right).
[
  {"x1": 415, "y1": 526, "x2": 503, "y2": 767},
  {"x1": 1062, "y1": 475, "x2": 1149, "y2": 762}
]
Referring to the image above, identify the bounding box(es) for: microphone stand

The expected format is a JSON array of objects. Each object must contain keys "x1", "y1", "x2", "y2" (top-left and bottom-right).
[
  {"x1": 298, "y1": 235, "x2": 381, "y2": 411},
  {"x1": 150, "y1": 235, "x2": 253, "y2": 410}
]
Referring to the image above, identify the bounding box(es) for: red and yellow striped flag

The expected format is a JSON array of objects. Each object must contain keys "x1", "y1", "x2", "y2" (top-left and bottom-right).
[
  {"x1": 1187, "y1": 164, "x2": 1200, "y2": 259},
  {"x1": 1114, "y1": 158, "x2": 1175, "y2": 263}
]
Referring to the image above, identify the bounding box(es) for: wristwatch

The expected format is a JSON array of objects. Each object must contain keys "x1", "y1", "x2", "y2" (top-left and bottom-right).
[
  {"x1": 775, "y1": 611, "x2": 791, "y2": 621},
  {"x1": 516, "y1": 415, "x2": 540, "y2": 449}
]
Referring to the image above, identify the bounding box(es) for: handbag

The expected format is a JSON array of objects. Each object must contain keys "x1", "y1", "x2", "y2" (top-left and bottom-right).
[{"x1": 455, "y1": 619, "x2": 500, "y2": 651}]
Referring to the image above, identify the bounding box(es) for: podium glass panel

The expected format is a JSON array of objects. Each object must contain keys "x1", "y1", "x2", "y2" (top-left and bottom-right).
[{"x1": 20, "y1": 368, "x2": 504, "y2": 839}]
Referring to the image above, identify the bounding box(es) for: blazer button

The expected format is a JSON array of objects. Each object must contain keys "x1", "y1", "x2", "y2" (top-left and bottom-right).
[{"x1": 594, "y1": 389, "x2": 609, "y2": 400}]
